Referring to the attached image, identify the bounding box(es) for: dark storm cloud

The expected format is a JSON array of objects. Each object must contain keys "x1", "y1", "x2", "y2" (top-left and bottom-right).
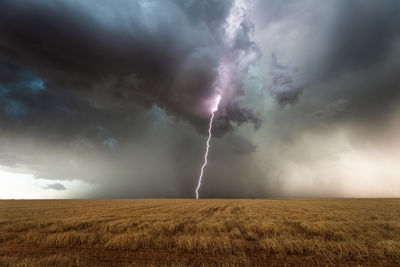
[
  {"x1": 0, "y1": 0, "x2": 259, "y2": 136},
  {"x1": 43, "y1": 183, "x2": 66, "y2": 191},
  {"x1": 312, "y1": 0, "x2": 400, "y2": 128},
  {"x1": 254, "y1": 0, "x2": 400, "y2": 126},
  {"x1": 327, "y1": 0, "x2": 400, "y2": 74},
  {"x1": 268, "y1": 54, "x2": 304, "y2": 106},
  {"x1": 235, "y1": 0, "x2": 400, "y2": 198},
  {"x1": 1, "y1": 0, "x2": 400, "y2": 198}
]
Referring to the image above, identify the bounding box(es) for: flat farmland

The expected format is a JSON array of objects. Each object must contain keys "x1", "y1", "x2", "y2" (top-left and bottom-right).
[{"x1": 0, "y1": 199, "x2": 400, "y2": 266}]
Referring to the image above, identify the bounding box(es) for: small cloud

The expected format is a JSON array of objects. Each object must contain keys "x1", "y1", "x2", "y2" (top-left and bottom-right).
[{"x1": 43, "y1": 183, "x2": 66, "y2": 191}]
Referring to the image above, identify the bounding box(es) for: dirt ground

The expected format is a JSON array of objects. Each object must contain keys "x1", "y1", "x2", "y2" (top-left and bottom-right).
[{"x1": 1, "y1": 199, "x2": 399, "y2": 266}]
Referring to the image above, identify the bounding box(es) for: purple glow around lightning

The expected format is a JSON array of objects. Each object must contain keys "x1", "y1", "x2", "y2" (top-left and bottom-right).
[
  {"x1": 195, "y1": 0, "x2": 251, "y2": 199},
  {"x1": 195, "y1": 94, "x2": 221, "y2": 199}
]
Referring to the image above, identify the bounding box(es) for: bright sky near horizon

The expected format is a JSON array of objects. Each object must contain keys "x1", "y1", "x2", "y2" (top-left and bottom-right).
[{"x1": 0, "y1": 170, "x2": 91, "y2": 199}]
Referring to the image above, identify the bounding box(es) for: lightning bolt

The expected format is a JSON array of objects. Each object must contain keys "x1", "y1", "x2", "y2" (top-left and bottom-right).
[
  {"x1": 195, "y1": 0, "x2": 251, "y2": 199},
  {"x1": 195, "y1": 94, "x2": 221, "y2": 199}
]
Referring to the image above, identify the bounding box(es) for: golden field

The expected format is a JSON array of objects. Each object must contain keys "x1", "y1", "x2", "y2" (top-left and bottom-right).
[{"x1": 0, "y1": 199, "x2": 400, "y2": 266}]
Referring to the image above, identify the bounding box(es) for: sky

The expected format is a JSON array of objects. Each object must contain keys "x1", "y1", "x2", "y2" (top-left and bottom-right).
[{"x1": 1, "y1": 0, "x2": 400, "y2": 199}]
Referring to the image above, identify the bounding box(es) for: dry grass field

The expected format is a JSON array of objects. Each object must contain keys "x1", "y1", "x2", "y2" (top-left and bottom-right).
[{"x1": 0, "y1": 199, "x2": 400, "y2": 266}]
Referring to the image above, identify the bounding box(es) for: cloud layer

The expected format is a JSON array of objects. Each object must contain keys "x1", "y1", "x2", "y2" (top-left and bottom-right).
[
  {"x1": 0, "y1": 0, "x2": 261, "y2": 135},
  {"x1": 1, "y1": 0, "x2": 400, "y2": 198}
]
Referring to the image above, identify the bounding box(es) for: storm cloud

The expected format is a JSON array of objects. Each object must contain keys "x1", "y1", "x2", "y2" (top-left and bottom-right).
[
  {"x1": 0, "y1": 0, "x2": 260, "y2": 135},
  {"x1": 1, "y1": 0, "x2": 400, "y2": 198}
]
